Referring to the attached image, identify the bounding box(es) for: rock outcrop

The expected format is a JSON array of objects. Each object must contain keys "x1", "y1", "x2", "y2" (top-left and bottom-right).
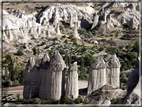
[
  {"x1": 106, "y1": 54, "x2": 121, "y2": 88},
  {"x1": 23, "y1": 58, "x2": 41, "y2": 99},
  {"x1": 66, "y1": 62, "x2": 78, "y2": 99},
  {"x1": 87, "y1": 57, "x2": 106, "y2": 94},
  {"x1": 91, "y1": 12, "x2": 99, "y2": 29},
  {"x1": 23, "y1": 52, "x2": 66, "y2": 100},
  {"x1": 39, "y1": 51, "x2": 66, "y2": 100},
  {"x1": 123, "y1": 57, "x2": 140, "y2": 104},
  {"x1": 74, "y1": 22, "x2": 81, "y2": 39}
]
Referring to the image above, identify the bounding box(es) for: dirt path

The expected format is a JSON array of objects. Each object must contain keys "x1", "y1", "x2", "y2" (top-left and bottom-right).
[{"x1": 3, "y1": 80, "x2": 88, "y2": 92}]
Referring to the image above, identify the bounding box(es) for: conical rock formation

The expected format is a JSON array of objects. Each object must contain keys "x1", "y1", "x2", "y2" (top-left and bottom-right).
[
  {"x1": 106, "y1": 54, "x2": 120, "y2": 88},
  {"x1": 87, "y1": 57, "x2": 106, "y2": 94},
  {"x1": 66, "y1": 62, "x2": 78, "y2": 99}
]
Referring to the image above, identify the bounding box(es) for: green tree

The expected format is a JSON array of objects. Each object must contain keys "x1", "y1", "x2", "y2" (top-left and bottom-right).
[
  {"x1": 84, "y1": 53, "x2": 95, "y2": 66},
  {"x1": 17, "y1": 49, "x2": 24, "y2": 56},
  {"x1": 132, "y1": 41, "x2": 139, "y2": 53}
]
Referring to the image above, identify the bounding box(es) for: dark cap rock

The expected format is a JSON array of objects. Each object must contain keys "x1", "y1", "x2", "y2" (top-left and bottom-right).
[
  {"x1": 49, "y1": 51, "x2": 66, "y2": 71},
  {"x1": 91, "y1": 57, "x2": 106, "y2": 70},
  {"x1": 107, "y1": 54, "x2": 120, "y2": 68}
]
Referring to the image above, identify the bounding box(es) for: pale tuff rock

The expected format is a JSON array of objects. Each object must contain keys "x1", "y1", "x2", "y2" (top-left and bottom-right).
[
  {"x1": 23, "y1": 52, "x2": 66, "y2": 100},
  {"x1": 106, "y1": 54, "x2": 120, "y2": 88},
  {"x1": 90, "y1": 57, "x2": 106, "y2": 70},
  {"x1": 41, "y1": 53, "x2": 50, "y2": 68},
  {"x1": 26, "y1": 57, "x2": 35, "y2": 70},
  {"x1": 87, "y1": 57, "x2": 106, "y2": 94},
  {"x1": 91, "y1": 12, "x2": 99, "y2": 29},
  {"x1": 107, "y1": 54, "x2": 120, "y2": 68},
  {"x1": 55, "y1": 23, "x2": 62, "y2": 35},
  {"x1": 66, "y1": 62, "x2": 78, "y2": 99},
  {"x1": 123, "y1": 57, "x2": 140, "y2": 104},
  {"x1": 23, "y1": 58, "x2": 41, "y2": 99},
  {"x1": 70, "y1": 13, "x2": 74, "y2": 28},
  {"x1": 46, "y1": 30, "x2": 53, "y2": 38},
  {"x1": 74, "y1": 22, "x2": 81, "y2": 39},
  {"x1": 49, "y1": 51, "x2": 66, "y2": 71},
  {"x1": 126, "y1": 57, "x2": 139, "y2": 94},
  {"x1": 39, "y1": 51, "x2": 66, "y2": 100},
  {"x1": 101, "y1": 97, "x2": 111, "y2": 105},
  {"x1": 124, "y1": 76, "x2": 141, "y2": 104}
]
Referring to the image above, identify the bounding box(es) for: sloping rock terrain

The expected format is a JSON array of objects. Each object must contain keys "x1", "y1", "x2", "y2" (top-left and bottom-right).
[{"x1": 2, "y1": 2, "x2": 140, "y2": 44}]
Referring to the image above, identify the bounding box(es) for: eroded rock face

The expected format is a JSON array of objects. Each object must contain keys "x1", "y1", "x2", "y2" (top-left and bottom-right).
[
  {"x1": 106, "y1": 54, "x2": 120, "y2": 88},
  {"x1": 124, "y1": 76, "x2": 141, "y2": 104},
  {"x1": 127, "y1": 57, "x2": 139, "y2": 94},
  {"x1": 91, "y1": 12, "x2": 99, "y2": 29},
  {"x1": 39, "y1": 51, "x2": 66, "y2": 100},
  {"x1": 87, "y1": 57, "x2": 106, "y2": 94},
  {"x1": 66, "y1": 62, "x2": 78, "y2": 99},
  {"x1": 123, "y1": 57, "x2": 140, "y2": 104},
  {"x1": 23, "y1": 58, "x2": 41, "y2": 99},
  {"x1": 74, "y1": 22, "x2": 81, "y2": 39}
]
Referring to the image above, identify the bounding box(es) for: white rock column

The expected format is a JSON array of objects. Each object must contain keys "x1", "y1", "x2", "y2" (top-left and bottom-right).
[
  {"x1": 87, "y1": 57, "x2": 106, "y2": 94},
  {"x1": 39, "y1": 52, "x2": 66, "y2": 100},
  {"x1": 66, "y1": 62, "x2": 78, "y2": 99},
  {"x1": 55, "y1": 23, "x2": 61, "y2": 35},
  {"x1": 23, "y1": 57, "x2": 35, "y2": 99},
  {"x1": 70, "y1": 13, "x2": 74, "y2": 28},
  {"x1": 91, "y1": 12, "x2": 99, "y2": 29},
  {"x1": 106, "y1": 54, "x2": 121, "y2": 88},
  {"x1": 74, "y1": 22, "x2": 81, "y2": 39}
]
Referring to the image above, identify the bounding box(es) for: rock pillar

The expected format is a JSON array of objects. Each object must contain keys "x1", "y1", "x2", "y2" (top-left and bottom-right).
[
  {"x1": 39, "y1": 52, "x2": 66, "y2": 100},
  {"x1": 87, "y1": 57, "x2": 106, "y2": 94},
  {"x1": 74, "y1": 22, "x2": 81, "y2": 39},
  {"x1": 66, "y1": 62, "x2": 78, "y2": 99},
  {"x1": 23, "y1": 58, "x2": 40, "y2": 99},
  {"x1": 106, "y1": 54, "x2": 121, "y2": 88},
  {"x1": 91, "y1": 12, "x2": 99, "y2": 29},
  {"x1": 55, "y1": 23, "x2": 61, "y2": 35}
]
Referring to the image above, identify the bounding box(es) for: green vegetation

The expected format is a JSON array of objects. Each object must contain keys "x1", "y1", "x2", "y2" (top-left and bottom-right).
[
  {"x1": 17, "y1": 49, "x2": 24, "y2": 56},
  {"x1": 111, "y1": 98, "x2": 122, "y2": 104},
  {"x1": 2, "y1": 53, "x2": 25, "y2": 87},
  {"x1": 15, "y1": 95, "x2": 84, "y2": 104}
]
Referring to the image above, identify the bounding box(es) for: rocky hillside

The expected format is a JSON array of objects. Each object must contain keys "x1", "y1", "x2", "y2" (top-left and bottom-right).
[{"x1": 2, "y1": 2, "x2": 140, "y2": 44}]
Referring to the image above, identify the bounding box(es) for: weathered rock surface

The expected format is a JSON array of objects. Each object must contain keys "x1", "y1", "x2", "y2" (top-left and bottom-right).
[
  {"x1": 106, "y1": 54, "x2": 120, "y2": 88},
  {"x1": 39, "y1": 51, "x2": 66, "y2": 100},
  {"x1": 124, "y1": 76, "x2": 141, "y2": 104},
  {"x1": 74, "y1": 22, "x2": 81, "y2": 39},
  {"x1": 87, "y1": 57, "x2": 106, "y2": 94},
  {"x1": 123, "y1": 57, "x2": 140, "y2": 104},
  {"x1": 23, "y1": 58, "x2": 41, "y2": 99},
  {"x1": 66, "y1": 62, "x2": 78, "y2": 99}
]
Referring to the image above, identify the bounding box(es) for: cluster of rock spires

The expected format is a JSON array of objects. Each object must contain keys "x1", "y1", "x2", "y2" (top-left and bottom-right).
[
  {"x1": 23, "y1": 51, "x2": 78, "y2": 100},
  {"x1": 2, "y1": 2, "x2": 140, "y2": 43},
  {"x1": 87, "y1": 54, "x2": 121, "y2": 94},
  {"x1": 23, "y1": 52, "x2": 121, "y2": 101}
]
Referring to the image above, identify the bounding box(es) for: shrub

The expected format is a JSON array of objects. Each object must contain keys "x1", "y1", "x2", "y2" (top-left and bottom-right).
[
  {"x1": 64, "y1": 39, "x2": 68, "y2": 44},
  {"x1": 68, "y1": 35, "x2": 74, "y2": 39},
  {"x1": 60, "y1": 95, "x2": 74, "y2": 104},
  {"x1": 74, "y1": 96, "x2": 83, "y2": 104},
  {"x1": 98, "y1": 47, "x2": 104, "y2": 51},
  {"x1": 84, "y1": 53, "x2": 95, "y2": 66},
  {"x1": 111, "y1": 98, "x2": 122, "y2": 104},
  {"x1": 71, "y1": 37, "x2": 77, "y2": 43},
  {"x1": 62, "y1": 35, "x2": 66, "y2": 38},
  {"x1": 52, "y1": 37, "x2": 58, "y2": 41},
  {"x1": 17, "y1": 49, "x2": 24, "y2": 56}
]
